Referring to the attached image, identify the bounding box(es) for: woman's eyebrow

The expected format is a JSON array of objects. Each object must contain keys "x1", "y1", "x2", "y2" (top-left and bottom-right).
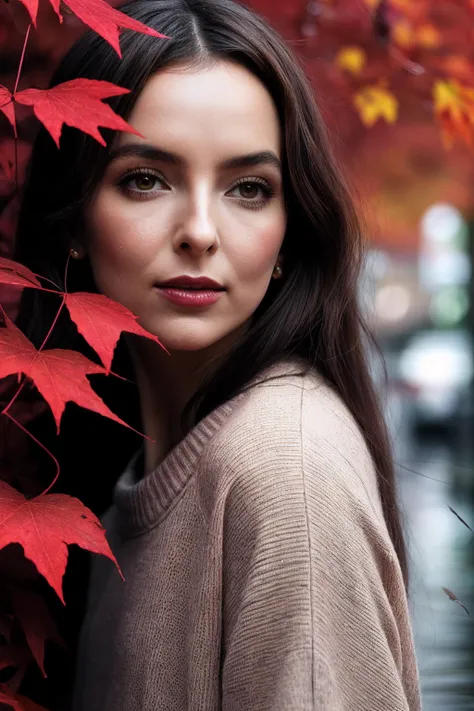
[{"x1": 107, "y1": 143, "x2": 281, "y2": 171}]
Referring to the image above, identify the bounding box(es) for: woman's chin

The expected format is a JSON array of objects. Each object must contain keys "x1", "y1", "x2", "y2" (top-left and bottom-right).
[
  {"x1": 135, "y1": 315, "x2": 249, "y2": 356},
  {"x1": 150, "y1": 331, "x2": 225, "y2": 354}
]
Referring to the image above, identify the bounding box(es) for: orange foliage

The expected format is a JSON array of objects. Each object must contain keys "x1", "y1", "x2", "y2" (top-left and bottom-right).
[{"x1": 248, "y1": 0, "x2": 474, "y2": 250}]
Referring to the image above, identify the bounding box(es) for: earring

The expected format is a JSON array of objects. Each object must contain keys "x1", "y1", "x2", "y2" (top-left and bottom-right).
[
  {"x1": 70, "y1": 247, "x2": 84, "y2": 260},
  {"x1": 272, "y1": 264, "x2": 283, "y2": 279}
]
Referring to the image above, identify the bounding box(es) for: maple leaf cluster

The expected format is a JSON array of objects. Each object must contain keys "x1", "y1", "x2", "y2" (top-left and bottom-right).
[
  {"x1": 249, "y1": 0, "x2": 474, "y2": 148},
  {"x1": 0, "y1": 238, "x2": 166, "y2": 704},
  {"x1": 0, "y1": 264, "x2": 166, "y2": 707},
  {"x1": 246, "y1": 0, "x2": 474, "y2": 251},
  {"x1": 0, "y1": 2, "x2": 170, "y2": 707}
]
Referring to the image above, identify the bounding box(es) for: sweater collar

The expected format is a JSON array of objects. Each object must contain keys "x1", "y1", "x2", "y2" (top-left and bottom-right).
[{"x1": 114, "y1": 356, "x2": 307, "y2": 535}]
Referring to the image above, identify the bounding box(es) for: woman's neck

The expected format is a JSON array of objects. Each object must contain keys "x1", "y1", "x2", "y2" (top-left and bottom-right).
[
  {"x1": 127, "y1": 340, "x2": 222, "y2": 474},
  {"x1": 126, "y1": 322, "x2": 250, "y2": 474}
]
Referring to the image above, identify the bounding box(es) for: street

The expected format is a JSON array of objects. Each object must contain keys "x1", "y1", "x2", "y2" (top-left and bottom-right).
[{"x1": 395, "y1": 428, "x2": 474, "y2": 710}]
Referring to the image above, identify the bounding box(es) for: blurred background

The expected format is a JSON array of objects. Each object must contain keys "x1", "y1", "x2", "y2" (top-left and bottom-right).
[{"x1": 1, "y1": 0, "x2": 473, "y2": 708}]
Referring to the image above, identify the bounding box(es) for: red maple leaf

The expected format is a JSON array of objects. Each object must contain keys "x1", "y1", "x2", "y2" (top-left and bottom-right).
[
  {"x1": 0, "y1": 644, "x2": 30, "y2": 693},
  {"x1": 0, "y1": 480, "x2": 121, "y2": 603},
  {"x1": 0, "y1": 258, "x2": 41, "y2": 290},
  {"x1": 0, "y1": 140, "x2": 31, "y2": 199},
  {"x1": 0, "y1": 87, "x2": 15, "y2": 133},
  {"x1": 13, "y1": 695, "x2": 49, "y2": 711},
  {"x1": 63, "y1": 0, "x2": 167, "y2": 57},
  {"x1": 14, "y1": 79, "x2": 141, "y2": 147},
  {"x1": 18, "y1": 0, "x2": 167, "y2": 56},
  {"x1": 65, "y1": 292, "x2": 166, "y2": 372},
  {"x1": 0, "y1": 315, "x2": 128, "y2": 432},
  {"x1": 0, "y1": 645, "x2": 29, "y2": 673},
  {"x1": 0, "y1": 686, "x2": 22, "y2": 710},
  {"x1": 11, "y1": 588, "x2": 62, "y2": 677},
  {"x1": 0, "y1": 684, "x2": 48, "y2": 710}
]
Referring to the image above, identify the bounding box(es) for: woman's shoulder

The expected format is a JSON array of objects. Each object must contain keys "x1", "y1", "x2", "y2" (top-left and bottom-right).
[
  {"x1": 209, "y1": 358, "x2": 370, "y2": 463},
  {"x1": 201, "y1": 358, "x2": 383, "y2": 522}
]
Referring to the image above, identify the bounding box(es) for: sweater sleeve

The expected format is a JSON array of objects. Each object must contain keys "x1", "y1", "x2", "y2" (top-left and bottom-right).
[{"x1": 220, "y1": 389, "x2": 420, "y2": 711}]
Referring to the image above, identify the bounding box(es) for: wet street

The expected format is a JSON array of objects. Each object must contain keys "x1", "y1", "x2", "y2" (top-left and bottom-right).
[{"x1": 394, "y1": 423, "x2": 474, "y2": 710}]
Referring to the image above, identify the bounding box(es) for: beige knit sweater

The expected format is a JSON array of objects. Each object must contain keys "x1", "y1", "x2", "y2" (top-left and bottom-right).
[{"x1": 73, "y1": 358, "x2": 421, "y2": 711}]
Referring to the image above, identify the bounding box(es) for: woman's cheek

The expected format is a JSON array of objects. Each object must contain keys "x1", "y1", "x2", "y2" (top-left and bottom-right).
[
  {"x1": 234, "y1": 222, "x2": 285, "y2": 283},
  {"x1": 87, "y1": 200, "x2": 159, "y2": 274}
]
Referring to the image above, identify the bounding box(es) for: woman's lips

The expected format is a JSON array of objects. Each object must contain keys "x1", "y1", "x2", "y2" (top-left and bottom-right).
[{"x1": 155, "y1": 287, "x2": 224, "y2": 307}]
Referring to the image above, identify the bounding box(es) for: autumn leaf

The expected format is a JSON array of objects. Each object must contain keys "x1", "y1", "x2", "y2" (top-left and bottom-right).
[
  {"x1": 437, "y1": 56, "x2": 474, "y2": 84},
  {"x1": 0, "y1": 139, "x2": 31, "y2": 198},
  {"x1": 62, "y1": 0, "x2": 167, "y2": 57},
  {"x1": 0, "y1": 150, "x2": 15, "y2": 191},
  {"x1": 13, "y1": 695, "x2": 49, "y2": 711},
  {"x1": 0, "y1": 686, "x2": 22, "y2": 710},
  {"x1": 0, "y1": 480, "x2": 121, "y2": 603},
  {"x1": 442, "y1": 586, "x2": 471, "y2": 617},
  {"x1": 14, "y1": 79, "x2": 141, "y2": 147},
  {"x1": 0, "y1": 87, "x2": 15, "y2": 133},
  {"x1": 335, "y1": 47, "x2": 366, "y2": 75},
  {"x1": 0, "y1": 684, "x2": 48, "y2": 710},
  {"x1": 0, "y1": 645, "x2": 30, "y2": 673},
  {"x1": 0, "y1": 258, "x2": 41, "y2": 290},
  {"x1": 0, "y1": 645, "x2": 30, "y2": 693},
  {"x1": 11, "y1": 588, "x2": 62, "y2": 677},
  {"x1": 390, "y1": 0, "x2": 428, "y2": 22},
  {"x1": 416, "y1": 23, "x2": 440, "y2": 49},
  {"x1": 392, "y1": 19, "x2": 414, "y2": 49},
  {"x1": 353, "y1": 84, "x2": 399, "y2": 126},
  {"x1": 17, "y1": 0, "x2": 167, "y2": 56},
  {"x1": 392, "y1": 20, "x2": 440, "y2": 50},
  {"x1": 65, "y1": 292, "x2": 166, "y2": 373},
  {"x1": 0, "y1": 315, "x2": 128, "y2": 432},
  {"x1": 433, "y1": 79, "x2": 474, "y2": 148}
]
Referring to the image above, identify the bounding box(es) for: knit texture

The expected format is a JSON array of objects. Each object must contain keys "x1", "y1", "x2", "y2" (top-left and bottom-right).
[{"x1": 73, "y1": 358, "x2": 421, "y2": 711}]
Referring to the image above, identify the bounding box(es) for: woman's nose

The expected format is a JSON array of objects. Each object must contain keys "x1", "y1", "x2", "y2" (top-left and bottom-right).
[{"x1": 172, "y1": 190, "x2": 220, "y2": 255}]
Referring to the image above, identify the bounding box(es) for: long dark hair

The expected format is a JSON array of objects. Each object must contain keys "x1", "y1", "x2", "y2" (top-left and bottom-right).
[{"x1": 14, "y1": 0, "x2": 409, "y2": 587}]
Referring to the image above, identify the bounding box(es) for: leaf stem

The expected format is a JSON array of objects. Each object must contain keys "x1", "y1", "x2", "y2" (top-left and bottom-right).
[
  {"x1": 3, "y1": 411, "x2": 60, "y2": 498},
  {"x1": 9, "y1": 23, "x2": 31, "y2": 208},
  {"x1": 0, "y1": 296, "x2": 66, "y2": 417},
  {"x1": 5, "y1": 285, "x2": 63, "y2": 295},
  {"x1": 63, "y1": 250, "x2": 71, "y2": 293},
  {"x1": 0, "y1": 375, "x2": 27, "y2": 419},
  {"x1": 38, "y1": 295, "x2": 66, "y2": 353},
  {"x1": 14, "y1": 137, "x2": 19, "y2": 193},
  {"x1": 13, "y1": 24, "x2": 32, "y2": 96}
]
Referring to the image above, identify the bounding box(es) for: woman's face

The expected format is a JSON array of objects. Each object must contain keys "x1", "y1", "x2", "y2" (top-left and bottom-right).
[{"x1": 84, "y1": 60, "x2": 286, "y2": 352}]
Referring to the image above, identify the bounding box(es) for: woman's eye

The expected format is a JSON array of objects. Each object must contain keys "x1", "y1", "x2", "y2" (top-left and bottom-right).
[
  {"x1": 117, "y1": 173, "x2": 274, "y2": 206},
  {"x1": 228, "y1": 180, "x2": 274, "y2": 205},
  {"x1": 236, "y1": 182, "x2": 260, "y2": 199},
  {"x1": 132, "y1": 174, "x2": 159, "y2": 191},
  {"x1": 118, "y1": 170, "x2": 166, "y2": 196}
]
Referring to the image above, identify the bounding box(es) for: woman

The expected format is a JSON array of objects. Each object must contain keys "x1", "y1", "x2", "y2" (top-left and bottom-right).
[{"x1": 13, "y1": 0, "x2": 421, "y2": 709}]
